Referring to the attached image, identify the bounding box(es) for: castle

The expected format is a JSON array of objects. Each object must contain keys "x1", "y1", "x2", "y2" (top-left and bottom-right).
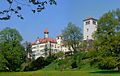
[
  {"x1": 31, "y1": 28, "x2": 70, "y2": 59},
  {"x1": 31, "y1": 17, "x2": 97, "y2": 59}
]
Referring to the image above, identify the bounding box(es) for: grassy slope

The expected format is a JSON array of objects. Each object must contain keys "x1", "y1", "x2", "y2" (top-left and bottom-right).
[
  {"x1": 42, "y1": 61, "x2": 59, "y2": 71},
  {"x1": 1, "y1": 56, "x2": 120, "y2": 76},
  {"x1": 0, "y1": 70, "x2": 120, "y2": 76},
  {"x1": 42, "y1": 60, "x2": 99, "y2": 71}
]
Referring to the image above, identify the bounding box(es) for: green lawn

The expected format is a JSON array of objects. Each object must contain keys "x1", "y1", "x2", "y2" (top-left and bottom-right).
[{"x1": 0, "y1": 70, "x2": 120, "y2": 76}]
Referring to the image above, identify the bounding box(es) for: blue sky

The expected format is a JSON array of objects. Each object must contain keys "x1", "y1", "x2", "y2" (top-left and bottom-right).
[{"x1": 0, "y1": 0, "x2": 120, "y2": 42}]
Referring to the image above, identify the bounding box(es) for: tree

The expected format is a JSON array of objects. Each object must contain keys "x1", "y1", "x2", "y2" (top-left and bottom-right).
[
  {"x1": 0, "y1": 27, "x2": 26, "y2": 71},
  {"x1": 62, "y1": 22, "x2": 83, "y2": 54},
  {"x1": 55, "y1": 51, "x2": 64, "y2": 59},
  {"x1": 0, "y1": 0, "x2": 56, "y2": 20},
  {"x1": 24, "y1": 56, "x2": 46, "y2": 71},
  {"x1": 31, "y1": 57, "x2": 45, "y2": 70},
  {"x1": 23, "y1": 41, "x2": 32, "y2": 62},
  {"x1": 92, "y1": 9, "x2": 120, "y2": 71},
  {"x1": 0, "y1": 53, "x2": 8, "y2": 71},
  {"x1": 58, "y1": 59, "x2": 65, "y2": 71},
  {"x1": 45, "y1": 54, "x2": 57, "y2": 66}
]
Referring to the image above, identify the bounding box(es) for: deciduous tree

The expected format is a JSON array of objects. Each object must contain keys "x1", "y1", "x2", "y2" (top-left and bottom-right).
[
  {"x1": 0, "y1": 27, "x2": 26, "y2": 71},
  {"x1": 62, "y1": 22, "x2": 83, "y2": 53},
  {"x1": 92, "y1": 9, "x2": 120, "y2": 71}
]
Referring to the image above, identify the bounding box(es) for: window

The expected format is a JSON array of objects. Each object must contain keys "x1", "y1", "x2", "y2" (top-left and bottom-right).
[
  {"x1": 40, "y1": 45, "x2": 44, "y2": 47},
  {"x1": 87, "y1": 29, "x2": 89, "y2": 32},
  {"x1": 87, "y1": 36, "x2": 89, "y2": 39},
  {"x1": 32, "y1": 46, "x2": 36, "y2": 49},
  {"x1": 32, "y1": 51, "x2": 36, "y2": 54},
  {"x1": 93, "y1": 21, "x2": 96, "y2": 25},
  {"x1": 86, "y1": 21, "x2": 90, "y2": 25},
  {"x1": 51, "y1": 44, "x2": 54, "y2": 47}
]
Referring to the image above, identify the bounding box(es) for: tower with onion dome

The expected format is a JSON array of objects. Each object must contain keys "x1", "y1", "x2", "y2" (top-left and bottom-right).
[{"x1": 44, "y1": 28, "x2": 49, "y2": 38}]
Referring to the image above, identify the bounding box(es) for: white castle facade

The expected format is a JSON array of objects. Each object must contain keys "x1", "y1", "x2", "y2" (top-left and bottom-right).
[
  {"x1": 31, "y1": 28, "x2": 70, "y2": 59},
  {"x1": 31, "y1": 17, "x2": 97, "y2": 59}
]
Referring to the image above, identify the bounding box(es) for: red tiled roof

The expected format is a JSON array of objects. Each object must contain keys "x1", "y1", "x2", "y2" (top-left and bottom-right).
[
  {"x1": 31, "y1": 42, "x2": 36, "y2": 45},
  {"x1": 44, "y1": 28, "x2": 48, "y2": 33},
  {"x1": 32, "y1": 38, "x2": 57, "y2": 45}
]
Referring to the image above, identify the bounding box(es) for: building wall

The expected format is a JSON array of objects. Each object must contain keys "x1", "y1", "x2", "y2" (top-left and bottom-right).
[
  {"x1": 32, "y1": 43, "x2": 46, "y2": 59},
  {"x1": 32, "y1": 38, "x2": 71, "y2": 59},
  {"x1": 83, "y1": 19, "x2": 97, "y2": 40}
]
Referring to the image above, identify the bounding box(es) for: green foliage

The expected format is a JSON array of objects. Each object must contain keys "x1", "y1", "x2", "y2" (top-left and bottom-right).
[
  {"x1": 58, "y1": 59, "x2": 65, "y2": 66},
  {"x1": 62, "y1": 22, "x2": 83, "y2": 53},
  {"x1": 0, "y1": 27, "x2": 26, "y2": 72},
  {"x1": 32, "y1": 57, "x2": 45, "y2": 70},
  {"x1": 97, "y1": 57, "x2": 117, "y2": 70},
  {"x1": 0, "y1": 53, "x2": 8, "y2": 71},
  {"x1": 92, "y1": 9, "x2": 120, "y2": 70},
  {"x1": 72, "y1": 52, "x2": 88, "y2": 69},
  {"x1": 23, "y1": 55, "x2": 57, "y2": 71},
  {"x1": 24, "y1": 57, "x2": 45, "y2": 71},
  {"x1": 45, "y1": 54, "x2": 57, "y2": 65},
  {"x1": 41, "y1": 51, "x2": 100, "y2": 71},
  {"x1": 57, "y1": 59, "x2": 65, "y2": 71},
  {"x1": 71, "y1": 61, "x2": 77, "y2": 69},
  {"x1": 55, "y1": 51, "x2": 64, "y2": 59},
  {"x1": 0, "y1": 27, "x2": 23, "y2": 42},
  {"x1": 79, "y1": 41, "x2": 87, "y2": 51},
  {"x1": 44, "y1": 57, "x2": 73, "y2": 71}
]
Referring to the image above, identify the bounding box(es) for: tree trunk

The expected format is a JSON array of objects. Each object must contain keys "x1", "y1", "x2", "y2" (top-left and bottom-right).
[
  {"x1": 60, "y1": 64, "x2": 64, "y2": 71},
  {"x1": 118, "y1": 66, "x2": 120, "y2": 72}
]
